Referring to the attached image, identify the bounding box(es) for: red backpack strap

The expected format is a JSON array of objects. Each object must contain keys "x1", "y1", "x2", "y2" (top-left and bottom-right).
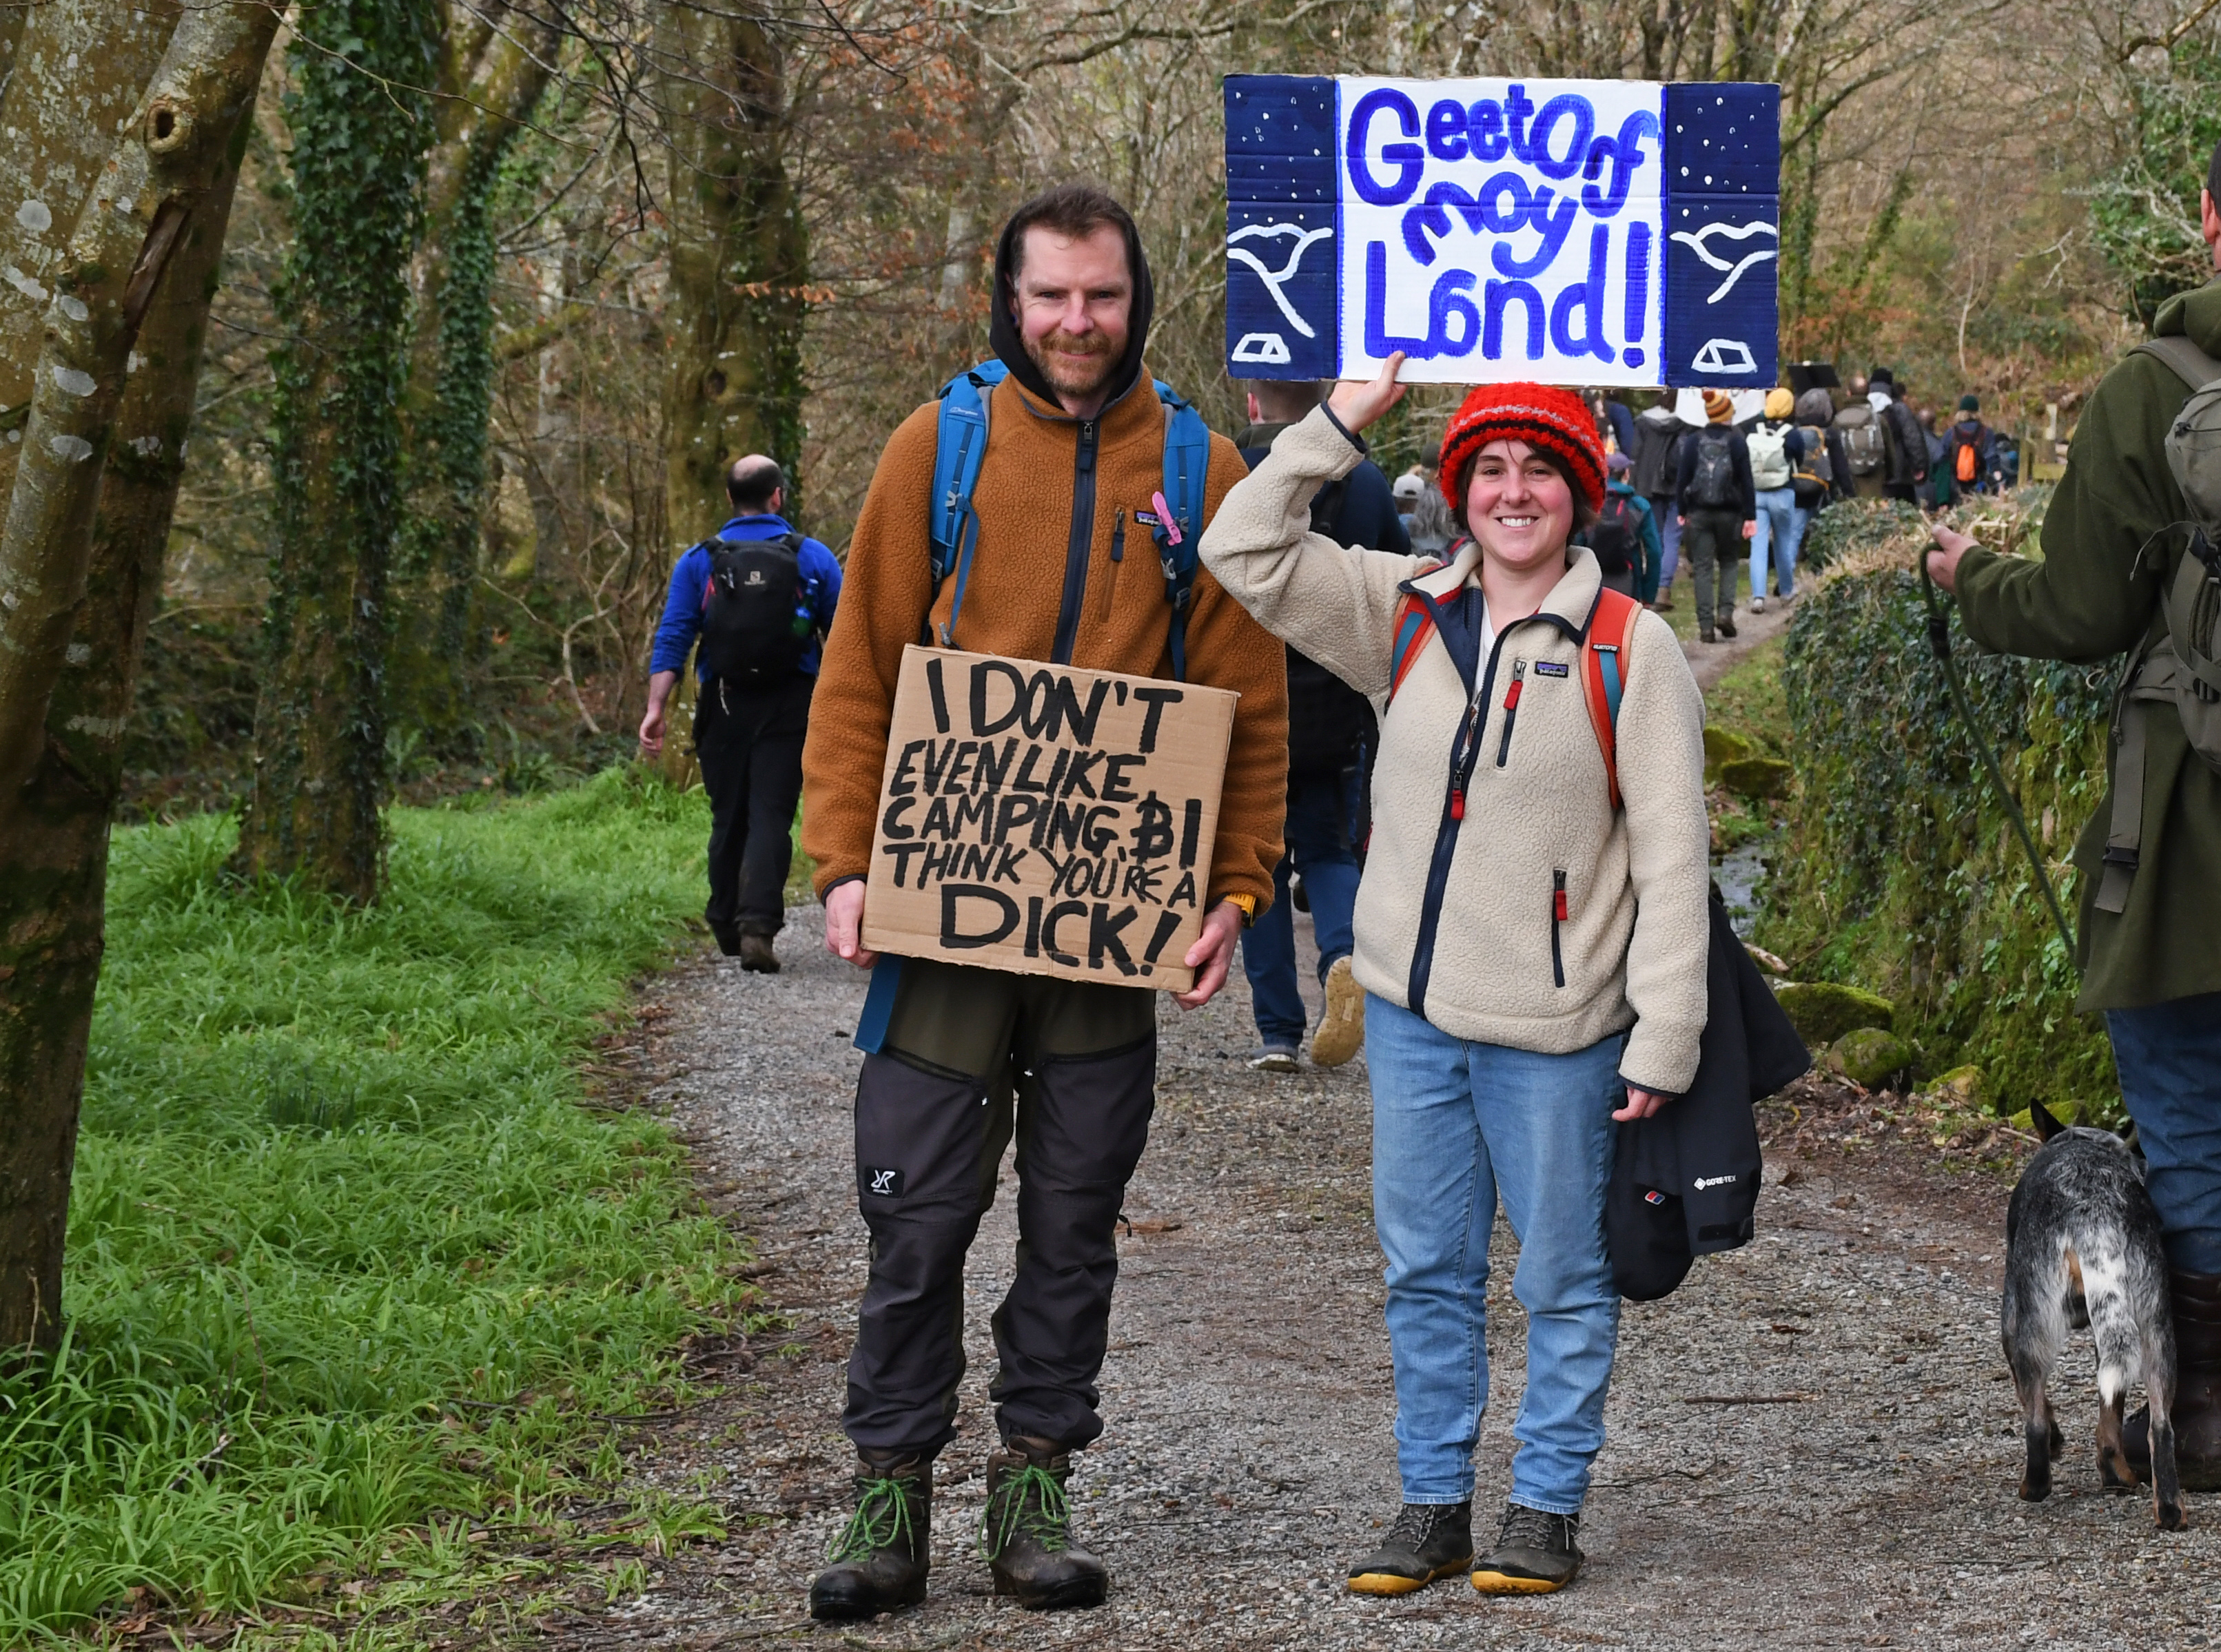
[{"x1": 1581, "y1": 588, "x2": 1641, "y2": 809}]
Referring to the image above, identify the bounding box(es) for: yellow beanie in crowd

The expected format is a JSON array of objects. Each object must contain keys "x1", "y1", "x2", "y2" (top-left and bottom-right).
[{"x1": 1765, "y1": 386, "x2": 1794, "y2": 420}]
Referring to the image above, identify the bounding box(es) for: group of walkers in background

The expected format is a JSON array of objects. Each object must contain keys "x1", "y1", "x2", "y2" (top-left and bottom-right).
[{"x1": 1390, "y1": 369, "x2": 2020, "y2": 646}]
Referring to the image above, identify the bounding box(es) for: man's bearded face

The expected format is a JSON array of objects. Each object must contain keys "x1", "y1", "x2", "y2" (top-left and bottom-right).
[{"x1": 1013, "y1": 224, "x2": 1132, "y2": 409}]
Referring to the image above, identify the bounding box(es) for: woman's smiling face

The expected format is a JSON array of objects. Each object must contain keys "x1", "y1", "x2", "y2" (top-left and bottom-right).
[{"x1": 1460, "y1": 438, "x2": 1575, "y2": 576}]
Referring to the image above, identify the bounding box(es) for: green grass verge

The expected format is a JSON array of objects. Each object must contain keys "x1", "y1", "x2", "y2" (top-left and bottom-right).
[
  {"x1": 1705, "y1": 635, "x2": 1789, "y2": 756},
  {"x1": 0, "y1": 768, "x2": 752, "y2": 1641}
]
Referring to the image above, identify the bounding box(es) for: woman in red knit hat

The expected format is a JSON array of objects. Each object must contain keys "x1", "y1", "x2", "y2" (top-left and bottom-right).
[{"x1": 1198, "y1": 356, "x2": 1710, "y2": 1599}]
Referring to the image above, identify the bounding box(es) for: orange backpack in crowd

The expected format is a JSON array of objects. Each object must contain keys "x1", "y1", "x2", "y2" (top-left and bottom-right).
[
  {"x1": 1954, "y1": 430, "x2": 1982, "y2": 485},
  {"x1": 1386, "y1": 562, "x2": 1642, "y2": 808}
]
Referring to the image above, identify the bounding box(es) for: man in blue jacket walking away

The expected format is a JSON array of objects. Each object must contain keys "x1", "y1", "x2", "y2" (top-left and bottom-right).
[{"x1": 640, "y1": 456, "x2": 842, "y2": 971}]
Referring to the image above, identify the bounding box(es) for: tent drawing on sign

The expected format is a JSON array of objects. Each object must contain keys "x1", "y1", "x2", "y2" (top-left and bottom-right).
[{"x1": 1223, "y1": 75, "x2": 1781, "y2": 389}]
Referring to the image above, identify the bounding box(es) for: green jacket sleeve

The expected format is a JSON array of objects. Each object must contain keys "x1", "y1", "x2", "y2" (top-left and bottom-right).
[{"x1": 1953, "y1": 353, "x2": 2176, "y2": 662}]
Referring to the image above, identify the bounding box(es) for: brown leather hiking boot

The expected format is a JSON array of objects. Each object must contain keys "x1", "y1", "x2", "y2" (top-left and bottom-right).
[
  {"x1": 981, "y1": 1436, "x2": 1107, "y2": 1611},
  {"x1": 809, "y1": 1454, "x2": 930, "y2": 1620},
  {"x1": 2125, "y1": 1268, "x2": 2221, "y2": 1491}
]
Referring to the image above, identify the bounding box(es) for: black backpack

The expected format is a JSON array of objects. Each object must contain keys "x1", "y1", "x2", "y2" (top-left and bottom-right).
[
  {"x1": 1689, "y1": 426, "x2": 1737, "y2": 509},
  {"x1": 698, "y1": 531, "x2": 814, "y2": 683},
  {"x1": 1586, "y1": 490, "x2": 1641, "y2": 574}
]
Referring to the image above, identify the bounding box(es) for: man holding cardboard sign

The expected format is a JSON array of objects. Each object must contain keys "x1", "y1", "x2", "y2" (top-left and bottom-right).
[{"x1": 799, "y1": 183, "x2": 1287, "y2": 1620}]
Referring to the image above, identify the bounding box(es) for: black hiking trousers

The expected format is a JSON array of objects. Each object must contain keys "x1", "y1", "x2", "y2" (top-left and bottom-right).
[
  {"x1": 1681, "y1": 507, "x2": 1744, "y2": 634},
  {"x1": 693, "y1": 670, "x2": 812, "y2": 938},
  {"x1": 844, "y1": 956, "x2": 1156, "y2": 1459}
]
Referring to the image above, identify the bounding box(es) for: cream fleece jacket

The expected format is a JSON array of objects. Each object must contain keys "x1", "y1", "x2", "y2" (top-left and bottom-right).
[{"x1": 1199, "y1": 406, "x2": 1712, "y2": 1092}]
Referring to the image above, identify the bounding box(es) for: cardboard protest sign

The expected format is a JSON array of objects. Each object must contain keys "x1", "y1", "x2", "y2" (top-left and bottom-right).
[
  {"x1": 1224, "y1": 75, "x2": 1779, "y2": 388},
  {"x1": 859, "y1": 646, "x2": 1239, "y2": 992}
]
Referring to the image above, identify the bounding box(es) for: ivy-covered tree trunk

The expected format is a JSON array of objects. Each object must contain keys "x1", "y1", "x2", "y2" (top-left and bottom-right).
[
  {"x1": 0, "y1": 2, "x2": 182, "y2": 521},
  {"x1": 653, "y1": 1, "x2": 807, "y2": 791},
  {"x1": 657, "y1": 0, "x2": 809, "y2": 544},
  {"x1": 234, "y1": 0, "x2": 434, "y2": 904},
  {"x1": 393, "y1": 8, "x2": 557, "y2": 741},
  {"x1": 0, "y1": 1, "x2": 281, "y2": 1354}
]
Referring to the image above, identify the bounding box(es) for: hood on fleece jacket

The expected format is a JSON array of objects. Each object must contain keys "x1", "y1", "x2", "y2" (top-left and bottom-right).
[
  {"x1": 2153, "y1": 276, "x2": 2221, "y2": 359},
  {"x1": 987, "y1": 204, "x2": 1157, "y2": 410}
]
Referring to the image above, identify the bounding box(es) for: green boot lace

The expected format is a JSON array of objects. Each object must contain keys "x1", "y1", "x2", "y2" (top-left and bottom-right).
[
  {"x1": 827, "y1": 1472, "x2": 921, "y2": 1563},
  {"x1": 981, "y1": 1460, "x2": 1073, "y2": 1559}
]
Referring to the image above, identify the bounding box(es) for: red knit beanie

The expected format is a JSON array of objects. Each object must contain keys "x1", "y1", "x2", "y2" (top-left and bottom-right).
[{"x1": 1437, "y1": 382, "x2": 1606, "y2": 515}]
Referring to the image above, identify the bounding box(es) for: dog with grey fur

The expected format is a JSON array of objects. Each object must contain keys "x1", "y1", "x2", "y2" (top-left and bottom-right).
[{"x1": 2003, "y1": 1102, "x2": 2184, "y2": 1529}]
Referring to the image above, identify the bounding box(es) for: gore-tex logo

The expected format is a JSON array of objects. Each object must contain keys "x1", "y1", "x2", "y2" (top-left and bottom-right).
[
  {"x1": 865, "y1": 1167, "x2": 904, "y2": 1197},
  {"x1": 1694, "y1": 1173, "x2": 1739, "y2": 1189}
]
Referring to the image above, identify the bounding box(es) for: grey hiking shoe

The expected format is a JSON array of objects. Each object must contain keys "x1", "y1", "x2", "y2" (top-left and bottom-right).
[
  {"x1": 1347, "y1": 1500, "x2": 1473, "y2": 1596},
  {"x1": 1471, "y1": 1500, "x2": 1583, "y2": 1594},
  {"x1": 1247, "y1": 1044, "x2": 1300, "y2": 1073},
  {"x1": 981, "y1": 1437, "x2": 1107, "y2": 1611},
  {"x1": 809, "y1": 1455, "x2": 930, "y2": 1620}
]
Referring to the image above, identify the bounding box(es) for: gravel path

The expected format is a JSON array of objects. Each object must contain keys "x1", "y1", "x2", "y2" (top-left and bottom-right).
[{"x1": 580, "y1": 906, "x2": 2217, "y2": 1651}]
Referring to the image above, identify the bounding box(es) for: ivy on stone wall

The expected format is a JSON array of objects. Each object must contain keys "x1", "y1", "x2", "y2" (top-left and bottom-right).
[{"x1": 1759, "y1": 501, "x2": 2122, "y2": 1119}]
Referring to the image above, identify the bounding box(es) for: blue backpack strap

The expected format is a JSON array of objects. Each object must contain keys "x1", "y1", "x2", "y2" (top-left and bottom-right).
[
  {"x1": 1151, "y1": 380, "x2": 1211, "y2": 681},
  {"x1": 927, "y1": 361, "x2": 1008, "y2": 648},
  {"x1": 852, "y1": 954, "x2": 904, "y2": 1054}
]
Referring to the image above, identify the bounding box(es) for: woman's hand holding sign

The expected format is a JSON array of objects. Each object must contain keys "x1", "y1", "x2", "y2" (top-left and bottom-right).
[{"x1": 1327, "y1": 352, "x2": 1409, "y2": 435}]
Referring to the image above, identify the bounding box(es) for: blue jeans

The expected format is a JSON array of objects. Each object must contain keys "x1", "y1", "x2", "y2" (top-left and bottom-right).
[
  {"x1": 1748, "y1": 486, "x2": 1799, "y2": 599},
  {"x1": 2107, "y1": 991, "x2": 2221, "y2": 1272},
  {"x1": 1367, "y1": 996, "x2": 1623, "y2": 1513},
  {"x1": 1652, "y1": 497, "x2": 1682, "y2": 590},
  {"x1": 1240, "y1": 767, "x2": 1362, "y2": 1046}
]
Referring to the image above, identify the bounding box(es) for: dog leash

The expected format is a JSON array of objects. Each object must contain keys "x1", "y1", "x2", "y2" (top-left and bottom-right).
[{"x1": 1917, "y1": 553, "x2": 2079, "y2": 961}]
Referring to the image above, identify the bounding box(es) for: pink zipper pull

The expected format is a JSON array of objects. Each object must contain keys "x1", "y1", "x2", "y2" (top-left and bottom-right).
[{"x1": 1152, "y1": 490, "x2": 1182, "y2": 545}]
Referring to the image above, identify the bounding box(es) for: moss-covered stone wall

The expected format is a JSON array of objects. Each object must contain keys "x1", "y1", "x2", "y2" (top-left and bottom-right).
[{"x1": 1754, "y1": 499, "x2": 2122, "y2": 1121}]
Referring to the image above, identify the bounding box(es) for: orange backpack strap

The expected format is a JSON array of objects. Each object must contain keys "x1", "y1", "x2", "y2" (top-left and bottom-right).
[
  {"x1": 1389, "y1": 593, "x2": 1437, "y2": 702},
  {"x1": 1386, "y1": 553, "x2": 1451, "y2": 703},
  {"x1": 1581, "y1": 588, "x2": 1641, "y2": 809}
]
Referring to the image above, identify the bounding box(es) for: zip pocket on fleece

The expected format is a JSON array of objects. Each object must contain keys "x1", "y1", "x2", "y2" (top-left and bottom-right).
[
  {"x1": 1495, "y1": 659, "x2": 1527, "y2": 767},
  {"x1": 1550, "y1": 869, "x2": 1567, "y2": 988},
  {"x1": 1095, "y1": 510, "x2": 1125, "y2": 623}
]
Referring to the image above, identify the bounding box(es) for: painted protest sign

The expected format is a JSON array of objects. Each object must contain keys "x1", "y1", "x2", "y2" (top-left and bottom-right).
[
  {"x1": 860, "y1": 646, "x2": 1239, "y2": 992},
  {"x1": 1225, "y1": 76, "x2": 1779, "y2": 387}
]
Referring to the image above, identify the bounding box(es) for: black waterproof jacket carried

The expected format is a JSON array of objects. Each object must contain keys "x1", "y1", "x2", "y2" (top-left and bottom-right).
[{"x1": 1607, "y1": 885, "x2": 1811, "y2": 1301}]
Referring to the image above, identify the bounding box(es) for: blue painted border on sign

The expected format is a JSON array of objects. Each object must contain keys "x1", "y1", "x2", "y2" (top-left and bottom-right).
[
  {"x1": 1661, "y1": 82, "x2": 1779, "y2": 386},
  {"x1": 1224, "y1": 74, "x2": 1340, "y2": 379}
]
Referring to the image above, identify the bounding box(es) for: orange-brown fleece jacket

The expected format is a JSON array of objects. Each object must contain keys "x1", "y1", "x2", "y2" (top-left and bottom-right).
[{"x1": 802, "y1": 368, "x2": 1288, "y2": 913}]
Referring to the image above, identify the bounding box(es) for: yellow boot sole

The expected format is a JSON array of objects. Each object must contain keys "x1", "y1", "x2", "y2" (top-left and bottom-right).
[
  {"x1": 1471, "y1": 1567, "x2": 1572, "y2": 1595},
  {"x1": 1310, "y1": 957, "x2": 1364, "y2": 1068},
  {"x1": 1347, "y1": 1557, "x2": 1470, "y2": 1596}
]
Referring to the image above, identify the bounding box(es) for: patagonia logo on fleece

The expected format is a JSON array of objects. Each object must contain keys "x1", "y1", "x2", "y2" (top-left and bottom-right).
[{"x1": 1534, "y1": 661, "x2": 1570, "y2": 678}]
